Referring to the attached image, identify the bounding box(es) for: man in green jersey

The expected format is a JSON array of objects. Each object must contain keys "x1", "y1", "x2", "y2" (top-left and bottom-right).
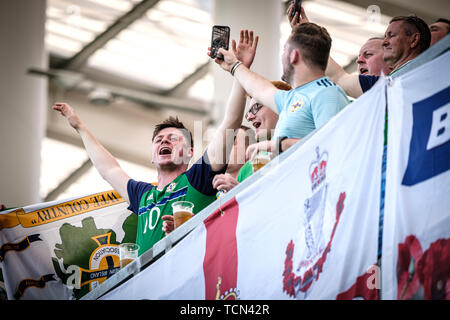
[{"x1": 52, "y1": 31, "x2": 259, "y2": 255}]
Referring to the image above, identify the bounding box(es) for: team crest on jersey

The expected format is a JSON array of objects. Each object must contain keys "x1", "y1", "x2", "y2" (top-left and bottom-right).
[
  {"x1": 289, "y1": 98, "x2": 303, "y2": 112},
  {"x1": 282, "y1": 147, "x2": 346, "y2": 298},
  {"x1": 167, "y1": 182, "x2": 177, "y2": 192}
]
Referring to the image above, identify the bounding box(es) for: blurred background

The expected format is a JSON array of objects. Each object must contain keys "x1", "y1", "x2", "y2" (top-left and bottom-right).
[{"x1": 0, "y1": 0, "x2": 448, "y2": 207}]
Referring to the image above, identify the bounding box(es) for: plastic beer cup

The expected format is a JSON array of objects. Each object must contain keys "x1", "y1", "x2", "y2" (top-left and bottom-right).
[
  {"x1": 119, "y1": 243, "x2": 140, "y2": 269},
  {"x1": 172, "y1": 201, "x2": 194, "y2": 229}
]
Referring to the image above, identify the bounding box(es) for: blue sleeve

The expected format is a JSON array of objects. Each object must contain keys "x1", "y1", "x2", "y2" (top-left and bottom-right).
[
  {"x1": 127, "y1": 179, "x2": 154, "y2": 215},
  {"x1": 185, "y1": 151, "x2": 227, "y2": 196},
  {"x1": 274, "y1": 89, "x2": 288, "y2": 114},
  {"x1": 359, "y1": 75, "x2": 380, "y2": 93},
  {"x1": 311, "y1": 88, "x2": 348, "y2": 128}
]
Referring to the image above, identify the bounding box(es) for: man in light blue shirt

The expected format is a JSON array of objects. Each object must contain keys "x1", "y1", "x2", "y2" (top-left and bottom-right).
[
  {"x1": 212, "y1": 22, "x2": 349, "y2": 158},
  {"x1": 273, "y1": 76, "x2": 348, "y2": 139}
]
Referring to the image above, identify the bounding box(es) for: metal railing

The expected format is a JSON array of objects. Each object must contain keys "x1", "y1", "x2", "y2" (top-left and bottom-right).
[{"x1": 82, "y1": 34, "x2": 450, "y2": 300}]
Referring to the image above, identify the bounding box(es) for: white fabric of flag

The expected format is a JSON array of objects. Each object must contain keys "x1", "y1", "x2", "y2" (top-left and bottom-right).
[
  {"x1": 104, "y1": 78, "x2": 386, "y2": 300},
  {"x1": 382, "y1": 51, "x2": 450, "y2": 300},
  {"x1": 0, "y1": 191, "x2": 133, "y2": 300}
]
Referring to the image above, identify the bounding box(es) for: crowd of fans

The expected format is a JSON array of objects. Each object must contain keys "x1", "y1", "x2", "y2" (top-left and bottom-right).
[{"x1": 2, "y1": 3, "x2": 449, "y2": 262}]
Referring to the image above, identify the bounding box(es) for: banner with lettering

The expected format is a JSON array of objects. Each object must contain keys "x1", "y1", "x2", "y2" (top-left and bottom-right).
[
  {"x1": 0, "y1": 190, "x2": 136, "y2": 300},
  {"x1": 381, "y1": 51, "x2": 450, "y2": 300},
  {"x1": 102, "y1": 79, "x2": 386, "y2": 300}
]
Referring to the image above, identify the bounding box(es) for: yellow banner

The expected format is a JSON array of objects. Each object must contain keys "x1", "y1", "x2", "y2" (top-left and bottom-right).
[{"x1": 0, "y1": 190, "x2": 125, "y2": 230}]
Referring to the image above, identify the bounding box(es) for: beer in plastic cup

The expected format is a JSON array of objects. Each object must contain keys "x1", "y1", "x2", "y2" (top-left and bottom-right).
[
  {"x1": 172, "y1": 201, "x2": 194, "y2": 229},
  {"x1": 251, "y1": 151, "x2": 271, "y2": 173},
  {"x1": 119, "y1": 243, "x2": 139, "y2": 269}
]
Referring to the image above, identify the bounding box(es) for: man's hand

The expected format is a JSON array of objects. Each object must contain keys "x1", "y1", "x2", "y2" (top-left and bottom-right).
[
  {"x1": 162, "y1": 215, "x2": 174, "y2": 235},
  {"x1": 287, "y1": 2, "x2": 309, "y2": 28},
  {"x1": 246, "y1": 140, "x2": 276, "y2": 161},
  {"x1": 212, "y1": 173, "x2": 239, "y2": 192},
  {"x1": 233, "y1": 30, "x2": 259, "y2": 68},
  {"x1": 208, "y1": 45, "x2": 239, "y2": 72},
  {"x1": 52, "y1": 102, "x2": 131, "y2": 203},
  {"x1": 210, "y1": 29, "x2": 259, "y2": 72},
  {"x1": 52, "y1": 103, "x2": 82, "y2": 130}
]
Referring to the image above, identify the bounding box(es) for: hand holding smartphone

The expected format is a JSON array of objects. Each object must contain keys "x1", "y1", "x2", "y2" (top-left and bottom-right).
[
  {"x1": 291, "y1": 0, "x2": 302, "y2": 18},
  {"x1": 210, "y1": 25, "x2": 230, "y2": 60}
]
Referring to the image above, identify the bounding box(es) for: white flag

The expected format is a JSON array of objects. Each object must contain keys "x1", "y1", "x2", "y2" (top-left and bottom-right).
[
  {"x1": 382, "y1": 51, "x2": 450, "y2": 300},
  {"x1": 104, "y1": 78, "x2": 386, "y2": 300}
]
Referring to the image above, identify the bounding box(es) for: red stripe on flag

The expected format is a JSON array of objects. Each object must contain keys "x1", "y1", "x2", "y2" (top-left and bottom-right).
[
  {"x1": 203, "y1": 197, "x2": 239, "y2": 300},
  {"x1": 336, "y1": 265, "x2": 379, "y2": 300}
]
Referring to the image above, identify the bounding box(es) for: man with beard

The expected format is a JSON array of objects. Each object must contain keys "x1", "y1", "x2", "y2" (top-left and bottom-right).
[
  {"x1": 289, "y1": 6, "x2": 430, "y2": 260},
  {"x1": 212, "y1": 23, "x2": 349, "y2": 159},
  {"x1": 287, "y1": 3, "x2": 391, "y2": 79}
]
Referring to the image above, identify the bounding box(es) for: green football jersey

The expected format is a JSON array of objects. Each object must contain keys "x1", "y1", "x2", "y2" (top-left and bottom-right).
[
  {"x1": 237, "y1": 160, "x2": 253, "y2": 183},
  {"x1": 127, "y1": 154, "x2": 226, "y2": 255}
]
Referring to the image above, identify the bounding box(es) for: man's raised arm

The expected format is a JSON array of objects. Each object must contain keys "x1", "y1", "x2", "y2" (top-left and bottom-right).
[
  {"x1": 52, "y1": 103, "x2": 131, "y2": 203},
  {"x1": 325, "y1": 56, "x2": 363, "y2": 98},
  {"x1": 207, "y1": 30, "x2": 269, "y2": 171},
  {"x1": 212, "y1": 35, "x2": 278, "y2": 114}
]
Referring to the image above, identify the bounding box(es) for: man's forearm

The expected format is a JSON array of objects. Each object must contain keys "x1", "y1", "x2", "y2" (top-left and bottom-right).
[
  {"x1": 280, "y1": 138, "x2": 300, "y2": 153},
  {"x1": 222, "y1": 78, "x2": 247, "y2": 128},
  {"x1": 325, "y1": 56, "x2": 363, "y2": 98},
  {"x1": 325, "y1": 56, "x2": 346, "y2": 84},
  {"x1": 52, "y1": 102, "x2": 130, "y2": 202},
  {"x1": 78, "y1": 125, "x2": 120, "y2": 175},
  {"x1": 77, "y1": 124, "x2": 130, "y2": 202},
  {"x1": 233, "y1": 64, "x2": 278, "y2": 113},
  {"x1": 208, "y1": 79, "x2": 246, "y2": 172}
]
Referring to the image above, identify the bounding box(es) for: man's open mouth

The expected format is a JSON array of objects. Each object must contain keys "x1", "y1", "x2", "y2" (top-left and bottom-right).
[
  {"x1": 159, "y1": 147, "x2": 172, "y2": 155},
  {"x1": 252, "y1": 121, "x2": 261, "y2": 129},
  {"x1": 359, "y1": 68, "x2": 368, "y2": 75}
]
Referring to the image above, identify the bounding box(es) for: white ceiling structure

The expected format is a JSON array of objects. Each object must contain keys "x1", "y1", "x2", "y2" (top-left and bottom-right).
[{"x1": 39, "y1": 0, "x2": 450, "y2": 201}]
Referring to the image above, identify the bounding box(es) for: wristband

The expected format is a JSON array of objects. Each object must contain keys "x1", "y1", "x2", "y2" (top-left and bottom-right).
[
  {"x1": 278, "y1": 136, "x2": 288, "y2": 154},
  {"x1": 230, "y1": 61, "x2": 243, "y2": 76}
]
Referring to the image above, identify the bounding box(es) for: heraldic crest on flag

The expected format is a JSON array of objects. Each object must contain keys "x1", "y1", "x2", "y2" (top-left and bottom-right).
[
  {"x1": 283, "y1": 146, "x2": 346, "y2": 298},
  {"x1": 52, "y1": 214, "x2": 137, "y2": 300}
]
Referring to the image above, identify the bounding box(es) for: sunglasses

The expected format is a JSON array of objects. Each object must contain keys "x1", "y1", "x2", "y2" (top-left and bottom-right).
[{"x1": 245, "y1": 103, "x2": 263, "y2": 121}]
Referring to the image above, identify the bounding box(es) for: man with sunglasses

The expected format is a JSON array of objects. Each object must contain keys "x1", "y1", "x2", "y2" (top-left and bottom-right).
[
  {"x1": 236, "y1": 81, "x2": 292, "y2": 182},
  {"x1": 245, "y1": 81, "x2": 291, "y2": 142},
  {"x1": 213, "y1": 81, "x2": 291, "y2": 191}
]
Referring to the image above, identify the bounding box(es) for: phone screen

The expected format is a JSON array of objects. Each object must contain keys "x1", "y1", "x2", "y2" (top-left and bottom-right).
[
  {"x1": 292, "y1": 0, "x2": 302, "y2": 17},
  {"x1": 210, "y1": 25, "x2": 230, "y2": 60}
]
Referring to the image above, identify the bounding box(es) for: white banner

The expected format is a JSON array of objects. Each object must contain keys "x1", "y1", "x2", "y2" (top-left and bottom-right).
[
  {"x1": 382, "y1": 51, "x2": 450, "y2": 300},
  {"x1": 103, "y1": 79, "x2": 386, "y2": 300},
  {"x1": 0, "y1": 191, "x2": 136, "y2": 300}
]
